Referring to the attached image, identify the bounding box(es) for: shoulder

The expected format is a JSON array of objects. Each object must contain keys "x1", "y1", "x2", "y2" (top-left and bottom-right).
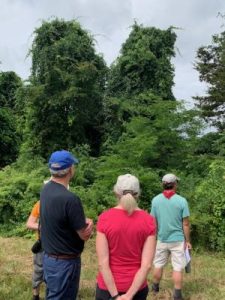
[
  {"x1": 138, "y1": 209, "x2": 152, "y2": 217},
  {"x1": 34, "y1": 201, "x2": 40, "y2": 209},
  {"x1": 139, "y1": 210, "x2": 156, "y2": 223},
  {"x1": 98, "y1": 208, "x2": 114, "y2": 219},
  {"x1": 174, "y1": 194, "x2": 189, "y2": 208},
  {"x1": 31, "y1": 201, "x2": 40, "y2": 217},
  {"x1": 138, "y1": 210, "x2": 156, "y2": 235},
  {"x1": 97, "y1": 209, "x2": 114, "y2": 233},
  {"x1": 152, "y1": 193, "x2": 163, "y2": 202},
  {"x1": 174, "y1": 194, "x2": 187, "y2": 203},
  {"x1": 65, "y1": 191, "x2": 82, "y2": 206},
  {"x1": 66, "y1": 190, "x2": 79, "y2": 199},
  {"x1": 97, "y1": 208, "x2": 116, "y2": 224}
]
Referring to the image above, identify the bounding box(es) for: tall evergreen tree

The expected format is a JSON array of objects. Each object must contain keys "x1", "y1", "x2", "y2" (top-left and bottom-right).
[{"x1": 195, "y1": 30, "x2": 225, "y2": 131}]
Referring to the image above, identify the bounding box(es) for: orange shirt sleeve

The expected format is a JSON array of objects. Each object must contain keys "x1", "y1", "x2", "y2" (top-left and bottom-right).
[{"x1": 31, "y1": 201, "x2": 40, "y2": 218}]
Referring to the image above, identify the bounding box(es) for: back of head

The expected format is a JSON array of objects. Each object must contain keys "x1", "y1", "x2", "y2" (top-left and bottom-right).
[
  {"x1": 114, "y1": 174, "x2": 140, "y2": 215},
  {"x1": 162, "y1": 173, "x2": 179, "y2": 190},
  {"x1": 48, "y1": 150, "x2": 79, "y2": 178}
]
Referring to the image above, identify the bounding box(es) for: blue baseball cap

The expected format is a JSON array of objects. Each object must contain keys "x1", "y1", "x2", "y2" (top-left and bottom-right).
[{"x1": 48, "y1": 150, "x2": 79, "y2": 171}]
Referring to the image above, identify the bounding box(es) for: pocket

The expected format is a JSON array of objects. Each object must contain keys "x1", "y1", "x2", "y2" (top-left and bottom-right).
[{"x1": 31, "y1": 239, "x2": 42, "y2": 254}]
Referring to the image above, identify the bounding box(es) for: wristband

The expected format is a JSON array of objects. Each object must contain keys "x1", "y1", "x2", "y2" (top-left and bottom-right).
[{"x1": 110, "y1": 294, "x2": 120, "y2": 300}]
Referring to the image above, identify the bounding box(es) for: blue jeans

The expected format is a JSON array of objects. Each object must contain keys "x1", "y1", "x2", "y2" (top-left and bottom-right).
[{"x1": 43, "y1": 254, "x2": 81, "y2": 300}]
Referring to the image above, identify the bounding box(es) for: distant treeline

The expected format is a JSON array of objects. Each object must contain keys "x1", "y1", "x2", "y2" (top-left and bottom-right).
[{"x1": 0, "y1": 19, "x2": 225, "y2": 250}]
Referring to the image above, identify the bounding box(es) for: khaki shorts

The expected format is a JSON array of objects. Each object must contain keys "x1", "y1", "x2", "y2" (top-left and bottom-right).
[{"x1": 153, "y1": 241, "x2": 186, "y2": 272}]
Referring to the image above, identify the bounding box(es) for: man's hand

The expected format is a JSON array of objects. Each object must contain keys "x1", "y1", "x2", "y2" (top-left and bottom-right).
[
  {"x1": 85, "y1": 218, "x2": 94, "y2": 234},
  {"x1": 186, "y1": 241, "x2": 192, "y2": 250},
  {"x1": 83, "y1": 218, "x2": 93, "y2": 239},
  {"x1": 77, "y1": 218, "x2": 94, "y2": 241}
]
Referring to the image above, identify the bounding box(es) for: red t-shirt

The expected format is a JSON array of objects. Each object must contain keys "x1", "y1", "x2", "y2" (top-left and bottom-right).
[{"x1": 96, "y1": 208, "x2": 156, "y2": 292}]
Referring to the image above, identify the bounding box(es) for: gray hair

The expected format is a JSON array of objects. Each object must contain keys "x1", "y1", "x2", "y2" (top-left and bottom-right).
[{"x1": 49, "y1": 167, "x2": 70, "y2": 178}]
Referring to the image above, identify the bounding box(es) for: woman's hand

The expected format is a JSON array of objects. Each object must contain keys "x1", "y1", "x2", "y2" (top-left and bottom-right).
[{"x1": 118, "y1": 294, "x2": 131, "y2": 300}]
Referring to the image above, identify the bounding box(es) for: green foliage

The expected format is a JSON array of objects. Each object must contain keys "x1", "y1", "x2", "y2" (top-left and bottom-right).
[
  {"x1": 74, "y1": 157, "x2": 160, "y2": 220},
  {"x1": 0, "y1": 108, "x2": 20, "y2": 168},
  {"x1": 1, "y1": 18, "x2": 225, "y2": 252},
  {"x1": 24, "y1": 18, "x2": 107, "y2": 157},
  {"x1": 193, "y1": 132, "x2": 221, "y2": 156},
  {"x1": 1, "y1": 237, "x2": 225, "y2": 300},
  {"x1": 195, "y1": 30, "x2": 225, "y2": 130},
  {"x1": 103, "y1": 91, "x2": 202, "y2": 170},
  {"x1": 0, "y1": 71, "x2": 22, "y2": 109},
  {"x1": 191, "y1": 160, "x2": 225, "y2": 250},
  {"x1": 107, "y1": 23, "x2": 176, "y2": 99},
  {"x1": 0, "y1": 157, "x2": 47, "y2": 235},
  {"x1": 0, "y1": 71, "x2": 23, "y2": 167}
]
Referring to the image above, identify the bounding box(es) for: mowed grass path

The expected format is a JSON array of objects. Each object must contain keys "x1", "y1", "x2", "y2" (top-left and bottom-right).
[{"x1": 0, "y1": 237, "x2": 225, "y2": 300}]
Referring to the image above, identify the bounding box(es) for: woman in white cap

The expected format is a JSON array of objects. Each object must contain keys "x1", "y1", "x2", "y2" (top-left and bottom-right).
[{"x1": 95, "y1": 174, "x2": 156, "y2": 300}]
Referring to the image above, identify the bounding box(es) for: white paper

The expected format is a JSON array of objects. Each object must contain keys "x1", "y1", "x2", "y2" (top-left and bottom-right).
[{"x1": 185, "y1": 248, "x2": 191, "y2": 264}]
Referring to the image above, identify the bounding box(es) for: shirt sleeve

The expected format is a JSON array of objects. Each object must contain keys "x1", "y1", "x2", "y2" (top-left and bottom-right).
[
  {"x1": 182, "y1": 199, "x2": 190, "y2": 218},
  {"x1": 31, "y1": 201, "x2": 40, "y2": 218},
  {"x1": 96, "y1": 213, "x2": 106, "y2": 234},
  {"x1": 67, "y1": 196, "x2": 86, "y2": 231},
  {"x1": 146, "y1": 215, "x2": 157, "y2": 236},
  {"x1": 150, "y1": 198, "x2": 156, "y2": 218}
]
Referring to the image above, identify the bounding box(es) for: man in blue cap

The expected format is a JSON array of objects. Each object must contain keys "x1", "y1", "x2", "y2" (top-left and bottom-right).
[{"x1": 40, "y1": 150, "x2": 93, "y2": 300}]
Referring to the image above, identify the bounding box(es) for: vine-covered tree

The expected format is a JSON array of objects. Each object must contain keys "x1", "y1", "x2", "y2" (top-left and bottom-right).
[
  {"x1": 195, "y1": 30, "x2": 225, "y2": 131},
  {"x1": 107, "y1": 23, "x2": 176, "y2": 99},
  {"x1": 0, "y1": 71, "x2": 22, "y2": 167},
  {"x1": 0, "y1": 71, "x2": 22, "y2": 109},
  {"x1": 0, "y1": 108, "x2": 20, "y2": 168},
  {"x1": 24, "y1": 19, "x2": 107, "y2": 158},
  {"x1": 103, "y1": 24, "x2": 178, "y2": 146}
]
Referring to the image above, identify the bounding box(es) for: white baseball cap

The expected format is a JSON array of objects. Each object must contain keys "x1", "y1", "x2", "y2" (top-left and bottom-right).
[
  {"x1": 162, "y1": 173, "x2": 179, "y2": 183},
  {"x1": 114, "y1": 174, "x2": 140, "y2": 196}
]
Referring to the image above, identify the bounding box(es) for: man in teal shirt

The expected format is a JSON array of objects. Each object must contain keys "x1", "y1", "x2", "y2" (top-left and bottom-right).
[{"x1": 150, "y1": 174, "x2": 191, "y2": 300}]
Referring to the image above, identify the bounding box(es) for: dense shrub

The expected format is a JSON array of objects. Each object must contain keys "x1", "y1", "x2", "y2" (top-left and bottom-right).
[
  {"x1": 191, "y1": 160, "x2": 225, "y2": 250},
  {"x1": 0, "y1": 157, "x2": 47, "y2": 236}
]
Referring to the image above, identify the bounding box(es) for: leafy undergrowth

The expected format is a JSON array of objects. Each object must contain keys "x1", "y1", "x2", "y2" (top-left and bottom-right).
[{"x1": 0, "y1": 237, "x2": 225, "y2": 300}]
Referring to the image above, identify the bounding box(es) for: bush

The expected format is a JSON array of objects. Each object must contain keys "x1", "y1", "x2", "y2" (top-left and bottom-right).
[
  {"x1": 0, "y1": 156, "x2": 48, "y2": 235},
  {"x1": 191, "y1": 160, "x2": 225, "y2": 250}
]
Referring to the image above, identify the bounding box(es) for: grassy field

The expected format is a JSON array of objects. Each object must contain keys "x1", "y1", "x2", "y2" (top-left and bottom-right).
[{"x1": 0, "y1": 237, "x2": 225, "y2": 300}]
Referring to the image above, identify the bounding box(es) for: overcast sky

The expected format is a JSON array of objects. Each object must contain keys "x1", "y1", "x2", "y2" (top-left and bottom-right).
[{"x1": 0, "y1": 0, "x2": 224, "y2": 107}]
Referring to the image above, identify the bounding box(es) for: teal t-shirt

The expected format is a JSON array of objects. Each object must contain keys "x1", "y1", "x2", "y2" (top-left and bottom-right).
[{"x1": 150, "y1": 193, "x2": 190, "y2": 242}]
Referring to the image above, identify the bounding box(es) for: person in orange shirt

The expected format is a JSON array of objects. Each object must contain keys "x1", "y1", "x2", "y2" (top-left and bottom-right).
[{"x1": 26, "y1": 201, "x2": 43, "y2": 300}]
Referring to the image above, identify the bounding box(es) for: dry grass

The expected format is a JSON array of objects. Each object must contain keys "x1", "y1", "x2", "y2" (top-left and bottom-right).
[{"x1": 0, "y1": 237, "x2": 225, "y2": 299}]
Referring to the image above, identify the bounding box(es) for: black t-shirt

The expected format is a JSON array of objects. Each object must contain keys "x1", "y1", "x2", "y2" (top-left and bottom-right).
[{"x1": 40, "y1": 181, "x2": 86, "y2": 255}]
